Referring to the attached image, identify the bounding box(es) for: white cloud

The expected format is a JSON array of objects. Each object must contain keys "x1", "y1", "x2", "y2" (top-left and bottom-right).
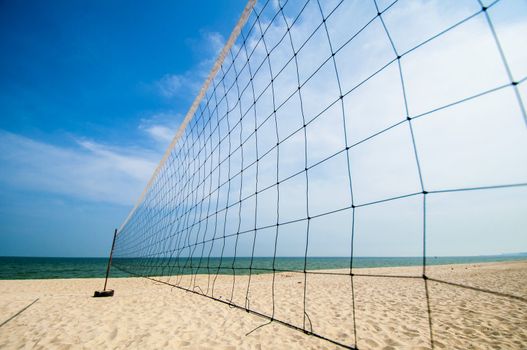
[
  {"x1": 139, "y1": 111, "x2": 181, "y2": 148},
  {"x1": 156, "y1": 74, "x2": 184, "y2": 99},
  {"x1": 0, "y1": 131, "x2": 158, "y2": 205},
  {"x1": 204, "y1": 31, "x2": 226, "y2": 57},
  {"x1": 154, "y1": 31, "x2": 226, "y2": 100},
  {"x1": 143, "y1": 124, "x2": 176, "y2": 144},
  {"x1": 155, "y1": 71, "x2": 202, "y2": 101}
]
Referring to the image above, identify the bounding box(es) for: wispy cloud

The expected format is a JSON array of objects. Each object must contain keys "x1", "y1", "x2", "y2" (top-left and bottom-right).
[
  {"x1": 202, "y1": 31, "x2": 226, "y2": 57},
  {"x1": 139, "y1": 111, "x2": 181, "y2": 148},
  {"x1": 156, "y1": 74, "x2": 184, "y2": 99},
  {"x1": 142, "y1": 124, "x2": 176, "y2": 144},
  {"x1": 154, "y1": 31, "x2": 226, "y2": 100},
  {"x1": 0, "y1": 130, "x2": 158, "y2": 205}
]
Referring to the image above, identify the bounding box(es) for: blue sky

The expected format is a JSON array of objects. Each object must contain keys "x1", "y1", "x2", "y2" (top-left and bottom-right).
[
  {"x1": 0, "y1": 0, "x2": 246, "y2": 256},
  {"x1": 1, "y1": 0, "x2": 526, "y2": 258}
]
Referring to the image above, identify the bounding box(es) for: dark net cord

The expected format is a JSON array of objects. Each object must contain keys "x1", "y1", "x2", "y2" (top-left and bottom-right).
[{"x1": 111, "y1": 0, "x2": 527, "y2": 349}]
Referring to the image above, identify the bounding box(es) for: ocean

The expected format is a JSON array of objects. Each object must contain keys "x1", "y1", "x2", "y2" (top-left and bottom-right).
[{"x1": 0, "y1": 255, "x2": 525, "y2": 280}]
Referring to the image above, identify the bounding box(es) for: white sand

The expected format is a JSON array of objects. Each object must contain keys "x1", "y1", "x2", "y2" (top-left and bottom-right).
[{"x1": 0, "y1": 260, "x2": 526, "y2": 349}]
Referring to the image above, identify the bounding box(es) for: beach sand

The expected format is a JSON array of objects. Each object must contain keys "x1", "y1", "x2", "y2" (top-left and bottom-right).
[{"x1": 0, "y1": 260, "x2": 525, "y2": 349}]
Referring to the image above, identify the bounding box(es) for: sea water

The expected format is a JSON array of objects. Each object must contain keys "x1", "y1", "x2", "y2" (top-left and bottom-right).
[{"x1": 0, "y1": 255, "x2": 525, "y2": 280}]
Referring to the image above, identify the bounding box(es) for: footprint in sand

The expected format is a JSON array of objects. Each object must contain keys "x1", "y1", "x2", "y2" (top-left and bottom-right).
[
  {"x1": 362, "y1": 338, "x2": 379, "y2": 347},
  {"x1": 108, "y1": 327, "x2": 118, "y2": 340}
]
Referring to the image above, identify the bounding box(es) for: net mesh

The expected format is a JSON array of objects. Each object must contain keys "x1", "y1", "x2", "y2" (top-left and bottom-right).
[{"x1": 112, "y1": 0, "x2": 527, "y2": 348}]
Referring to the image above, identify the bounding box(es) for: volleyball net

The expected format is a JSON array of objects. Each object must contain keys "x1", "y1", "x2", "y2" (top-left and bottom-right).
[{"x1": 111, "y1": 0, "x2": 527, "y2": 348}]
